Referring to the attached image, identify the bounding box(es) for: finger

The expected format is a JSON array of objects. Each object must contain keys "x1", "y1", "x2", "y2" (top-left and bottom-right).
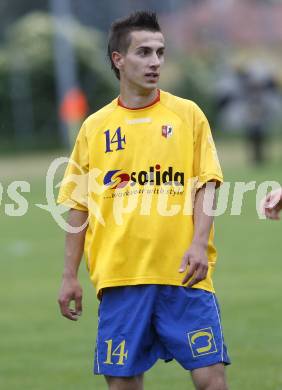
[
  {"x1": 75, "y1": 294, "x2": 83, "y2": 316},
  {"x1": 58, "y1": 296, "x2": 70, "y2": 316},
  {"x1": 64, "y1": 307, "x2": 80, "y2": 321},
  {"x1": 268, "y1": 208, "x2": 278, "y2": 220},
  {"x1": 58, "y1": 297, "x2": 78, "y2": 321},
  {"x1": 188, "y1": 264, "x2": 208, "y2": 287},
  {"x1": 264, "y1": 195, "x2": 272, "y2": 206},
  {"x1": 265, "y1": 208, "x2": 274, "y2": 219},
  {"x1": 262, "y1": 194, "x2": 277, "y2": 215},
  {"x1": 179, "y1": 255, "x2": 189, "y2": 273},
  {"x1": 266, "y1": 194, "x2": 280, "y2": 209},
  {"x1": 69, "y1": 309, "x2": 81, "y2": 321},
  {"x1": 187, "y1": 274, "x2": 202, "y2": 288},
  {"x1": 187, "y1": 268, "x2": 205, "y2": 287},
  {"x1": 182, "y1": 263, "x2": 197, "y2": 284},
  {"x1": 271, "y1": 211, "x2": 280, "y2": 220},
  {"x1": 262, "y1": 200, "x2": 272, "y2": 214}
]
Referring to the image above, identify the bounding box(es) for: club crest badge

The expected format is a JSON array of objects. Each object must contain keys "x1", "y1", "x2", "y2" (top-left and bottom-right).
[{"x1": 162, "y1": 125, "x2": 173, "y2": 138}]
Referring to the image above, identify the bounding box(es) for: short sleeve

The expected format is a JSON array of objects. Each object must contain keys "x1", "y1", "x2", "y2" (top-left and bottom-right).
[
  {"x1": 57, "y1": 124, "x2": 89, "y2": 211},
  {"x1": 193, "y1": 104, "x2": 223, "y2": 188}
]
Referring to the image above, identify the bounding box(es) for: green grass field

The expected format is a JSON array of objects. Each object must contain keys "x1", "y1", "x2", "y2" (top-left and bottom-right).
[{"x1": 0, "y1": 139, "x2": 281, "y2": 390}]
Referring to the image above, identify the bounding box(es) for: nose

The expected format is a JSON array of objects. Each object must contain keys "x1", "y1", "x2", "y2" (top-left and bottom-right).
[{"x1": 149, "y1": 52, "x2": 161, "y2": 68}]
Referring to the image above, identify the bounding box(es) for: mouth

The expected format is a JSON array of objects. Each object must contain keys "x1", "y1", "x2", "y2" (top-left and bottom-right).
[{"x1": 145, "y1": 73, "x2": 159, "y2": 81}]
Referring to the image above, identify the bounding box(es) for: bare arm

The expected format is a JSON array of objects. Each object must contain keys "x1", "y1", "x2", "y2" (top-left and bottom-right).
[
  {"x1": 58, "y1": 209, "x2": 88, "y2": 321},
  {"x1": 179, "y1": 183, "x2": 215, "y2": 287}
]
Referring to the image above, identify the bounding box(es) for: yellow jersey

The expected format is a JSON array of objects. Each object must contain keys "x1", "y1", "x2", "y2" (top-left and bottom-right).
[{"x1": 58, "y1": 90, "x2": 223, "y2": 295}]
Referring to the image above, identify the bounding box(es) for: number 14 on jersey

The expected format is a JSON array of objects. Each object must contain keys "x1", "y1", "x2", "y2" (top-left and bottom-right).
[{"x1": 104, "y1": 127, "x2": 126, "y2": 153}]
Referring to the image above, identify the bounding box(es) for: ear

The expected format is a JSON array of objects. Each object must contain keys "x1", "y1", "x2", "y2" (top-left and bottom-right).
[{"x1": 112, "y1": 51, "x2": 124, "y2": 72}]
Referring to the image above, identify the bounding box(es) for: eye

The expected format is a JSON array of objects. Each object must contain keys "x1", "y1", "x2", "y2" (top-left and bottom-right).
[{"x1": 138, "y1": 48, "x2": 150, "y2": 56}]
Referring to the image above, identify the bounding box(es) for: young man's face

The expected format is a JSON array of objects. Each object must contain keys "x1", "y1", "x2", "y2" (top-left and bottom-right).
[{"x1": 115, "y1": 30, "x2": 165, "y2": 92}]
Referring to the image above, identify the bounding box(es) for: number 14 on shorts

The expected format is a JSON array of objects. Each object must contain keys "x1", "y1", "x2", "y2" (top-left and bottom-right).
[{"x1": 104, "y1": 339, "x2": 128, "y2": 365}]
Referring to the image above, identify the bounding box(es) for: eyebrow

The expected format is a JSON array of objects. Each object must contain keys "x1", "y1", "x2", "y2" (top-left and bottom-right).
[{"x1": 136, "y1": 45, "x2": 165, "y2": 51}]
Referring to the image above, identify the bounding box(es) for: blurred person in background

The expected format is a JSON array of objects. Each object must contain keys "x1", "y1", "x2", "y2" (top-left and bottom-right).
[
  {"x1": 57, "y1": 11, "x2": 230, "y2": 390},
  {"x1": 262, "y1": 188, "x2": 282, "y2": 220},
  {"x1": 239, "y1": 67, "x2": 280, "y2": 165},
  {"x1": 216, "y1": 63, "x2": 281, "y2": 165}
]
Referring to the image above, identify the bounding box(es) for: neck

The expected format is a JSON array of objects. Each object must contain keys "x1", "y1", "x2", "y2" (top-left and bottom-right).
[{"x1": 119, "y1": 83, "x2": 158, "y2": 109}]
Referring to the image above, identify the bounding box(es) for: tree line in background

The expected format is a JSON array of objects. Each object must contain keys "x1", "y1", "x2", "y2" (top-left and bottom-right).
[
  {"x1": 0, "y1": 0, "x2": 191, "y2": 40},
  {"x1": 0, "y1": 11, "x2": 213, "y2": 151},
  {"x1": 0, "y1": 12, "x2": 118, "y2": 150}
]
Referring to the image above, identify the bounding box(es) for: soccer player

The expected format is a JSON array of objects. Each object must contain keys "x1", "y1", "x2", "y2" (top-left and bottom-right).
[
  {"x1": 261, "y1": 187, "x2": 282, "y2": 220},
  {"x1": 57, "y1": 11, "x2": 230, "y2": 390}
]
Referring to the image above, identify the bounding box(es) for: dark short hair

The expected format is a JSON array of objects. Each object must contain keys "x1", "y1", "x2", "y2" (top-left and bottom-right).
[{"x1": 107, "y1": 11, "x2": 162, "y2": 80}]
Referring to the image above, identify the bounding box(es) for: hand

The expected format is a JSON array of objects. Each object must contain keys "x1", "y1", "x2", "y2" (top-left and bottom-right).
[
  {"x1": 58, "y1": 277, "x2": 83, "y2": 321},
  {"x1": 179, "y1": 242, "x2": 209, "y2": 287},
  {"x1": 261, "y1": 188, "x2": 282, "y2": 220}
]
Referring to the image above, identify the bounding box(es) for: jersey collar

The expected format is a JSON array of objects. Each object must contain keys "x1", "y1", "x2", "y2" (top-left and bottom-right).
[{"x1": 117, "y1": 89, "x2": 160, "y2": 110}]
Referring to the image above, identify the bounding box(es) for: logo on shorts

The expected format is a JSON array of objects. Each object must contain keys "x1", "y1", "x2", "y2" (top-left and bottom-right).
[{"x1": 187, "y1": 327, "x2": 217, "y2": 357}]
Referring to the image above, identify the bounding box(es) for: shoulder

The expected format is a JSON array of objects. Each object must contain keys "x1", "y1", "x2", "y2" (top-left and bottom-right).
[
  {"x1": 160, "y1": 90, "x2": 207, "y2": 124},
  {"x1": 83, "y1": 98, "x2": 118, "y2": 136}
]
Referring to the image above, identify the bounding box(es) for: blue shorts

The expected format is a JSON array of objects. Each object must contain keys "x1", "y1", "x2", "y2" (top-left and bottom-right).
[{"x1": 94, "y1": 285, "x2": 230, "y2": 377}]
